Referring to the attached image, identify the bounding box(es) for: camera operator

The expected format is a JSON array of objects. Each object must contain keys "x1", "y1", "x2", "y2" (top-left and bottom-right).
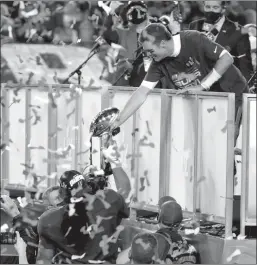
[{"x1": 36, "y1": 141, "x2": 131, "y2": 264}]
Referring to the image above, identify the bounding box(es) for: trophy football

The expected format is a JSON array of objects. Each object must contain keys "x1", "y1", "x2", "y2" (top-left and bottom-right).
[{"x1": 89, "y1": 107, "x2": 121, "y2": 174}]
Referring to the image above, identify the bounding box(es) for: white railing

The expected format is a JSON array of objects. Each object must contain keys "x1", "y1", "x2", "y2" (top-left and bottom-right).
[{"x1": 1, "y1": 84, "x2": 255, "y2": 238}]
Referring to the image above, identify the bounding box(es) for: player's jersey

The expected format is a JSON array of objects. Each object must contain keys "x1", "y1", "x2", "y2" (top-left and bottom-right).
[
  {"x1": 145, "y1": 30, "x2": 247, "y2": 94},
  {"x1": 37, "y1": 189, "x2": 129, "y2": 264}
]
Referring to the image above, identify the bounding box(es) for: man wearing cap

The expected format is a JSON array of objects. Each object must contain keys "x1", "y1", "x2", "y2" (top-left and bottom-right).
[
  {"x1": 36, "y1": 142, "x2": 131, "y2": 264},
  {"x1": 155, "y1": 201, "x2": 197, "y2": 264}
]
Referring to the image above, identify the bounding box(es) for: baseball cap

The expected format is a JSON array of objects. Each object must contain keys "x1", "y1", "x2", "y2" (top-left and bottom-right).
[{"x1": 158, "y1": 201, "x2": 183, "y2": 226}]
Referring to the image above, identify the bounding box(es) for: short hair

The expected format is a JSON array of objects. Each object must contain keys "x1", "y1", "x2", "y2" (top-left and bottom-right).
[
  {"x1": 139, "y1": 23, "x2": 172, "y2": 45},
  {"x1": 130, "y1": 232, "x2": 158, "y2": 264},
  {"x1": 42, "y1": 185, "x2": 60, "y2": 203},
  {"x1": 204, "y1": 1, "x2": 228, "y2": 7}
]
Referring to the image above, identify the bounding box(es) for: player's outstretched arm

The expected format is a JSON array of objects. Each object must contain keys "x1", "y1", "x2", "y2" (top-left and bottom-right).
[{"x1": 113, "y1": 80, "x2": 158, "y2": 128}]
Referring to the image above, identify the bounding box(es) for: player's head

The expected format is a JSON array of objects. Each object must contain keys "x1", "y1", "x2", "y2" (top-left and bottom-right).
[
  {"x1": 59, "y1": 170, "x2": 89, "y2": 203},
  {"x1": 158, "y1": 201, "x2": 183, "y2": 227},
  {"x1": 129, "y1": 232, "x2": 159, "y2": 264},
  {"x1": 139, "y1": 23, "x2": 172, "y2": 62},
  {"x1": 204, "y1": 1, "x2": 227, "y2": 24}
]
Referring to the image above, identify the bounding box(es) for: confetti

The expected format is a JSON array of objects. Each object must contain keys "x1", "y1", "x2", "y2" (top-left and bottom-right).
[
  {"x1": 32, "y1": 109, "x2": 41, "y2": 125},
  {"x1": 237, "y1": 234, "x2": 246, "y2": 240},
  {"x1": 139, "y1": 178, "x2": 145, "y2": 191},
  {"x1": 64, "y1": 226, "x2": 72, "y2": 237},
  {"x1": 67, "y1": 108, "x2": 76, "y2": 119},
  {"x1": 207, "y1": 106, "x2": 216, "y2": 113},
  {"x1": 131, "y1": 128, "x2": 139, "y2": 137},
  {"x1": 226, "y1": 249, "x2": 241, "y2": 262},
  {"x1": 146, "y1": 121, "x2": 152, "y2": 136},
  {"x1": 68, "y1": 203, "x2": 76, "y2": 217},
  {"x1": 71, "y1": 253, "x2": 86, "y2": 260}
]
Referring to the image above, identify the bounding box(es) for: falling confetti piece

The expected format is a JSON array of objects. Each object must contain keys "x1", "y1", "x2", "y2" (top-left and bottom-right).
[
  {"x1": 64, "y1": 226, "x2": 72, "y2": 237},
  {"x1": 146, "y1": 121, "x2": 152, "y2": 136},
  {"x1": 131, "y1": 128, "x2": 139, "y2": 137},
  {"x1": 237, "y1": 234, "x2": 246, "y2": 240},
  {"x1": 71, "y1": 253, "x2": 86, "y2": 260},
  {"x1": 227, "y1": 249, "x2": 241, "y2": 262},
  {"x1": 68, "y1": 204, "x2": 76, "y2": 217},
  {"x1": 207, "y1": 106, "x2": 216, "y2": 113},
  {"x1": 67, "y1": 108, "x2": 76, "y2": 119}
]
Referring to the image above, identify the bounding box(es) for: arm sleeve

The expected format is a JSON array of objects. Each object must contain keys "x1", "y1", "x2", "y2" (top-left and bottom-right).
[
  {"x1": 118, "y1": 194, "x2": 129, "y2": 218},
  {"x1": 144, "y1": 61, "x2": 164, "y2": 83},
  {"x1": 36, "y1": 220, "x2": 55, "y2": 263},
  {"x1": 191, "y1": 31, "x2": 226, "y2": 61}
]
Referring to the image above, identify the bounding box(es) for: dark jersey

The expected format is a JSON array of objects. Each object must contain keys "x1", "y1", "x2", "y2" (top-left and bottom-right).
[
  {"x1": 37, "y1": 189, "x2": 129, "y2": 264},
  {"x1": 145, "y1": 30, "x2": 247, "y2": 96}
]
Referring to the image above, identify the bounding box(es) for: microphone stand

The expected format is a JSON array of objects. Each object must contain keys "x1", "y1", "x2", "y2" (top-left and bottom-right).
[
  {"x1": 112, "y1": 50, "x2": 144, "y2": 86},
  {"x1": 62, "y1": 49, "x2": 99, "y2": 85}
]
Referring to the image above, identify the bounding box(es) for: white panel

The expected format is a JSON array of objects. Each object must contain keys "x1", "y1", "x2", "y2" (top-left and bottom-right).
[
  {"x1": 110, "y1": 91, "x2": 134, "y2": 191},
  {"x1": 197, "y1": 98, "x2": 228, "y2": 218},
  {"x1": 80, "y1": 90, "x2": 102, "y2": 172},
  {"x1": 8, "y1": 89, "x2": 26, "y2": 184},
  {"x1": 135, "y1": 93, "x2": 161, "y2": 205},
  {"x1": 56, "y1": 91, "x2": 76, "y2": 177},
  {"x1": 29, "y1": 90, "x2": 48, "y2": 187},
  {"x1": 247, "y1": 100, "x2": 256, "y2": 220},
  {"x1": 169, "y1": 97, "x2": 196, "y2": 211}
]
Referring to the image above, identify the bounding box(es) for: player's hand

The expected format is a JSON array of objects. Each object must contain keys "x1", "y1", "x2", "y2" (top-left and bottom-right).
[
  {"x1": 0, "y1": 195, "x2": 20, "y2": 218},
  {"x1": 176, "y1": 85, "x2": 205, "y2": 95},
  {"x1": 102, "y1": 141, "x2": 121, "y2": 167}
]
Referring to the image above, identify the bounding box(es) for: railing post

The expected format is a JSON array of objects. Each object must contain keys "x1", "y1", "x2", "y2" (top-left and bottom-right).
[
  {"x1": 1, "y1": 86, "x2": 10, "y2": 189},
  {"x1": 25, "y1": 86, "x2": 31, "y2": 179},
  {"x1": 159, "y1": 90, "x2": 172, "y2": 198},
  {"x1": 225, "y1": 93, "x2": 235, "y2": 239},
  {"x1": 47, "y1": 85, "x2": 58, "y2": 186}
]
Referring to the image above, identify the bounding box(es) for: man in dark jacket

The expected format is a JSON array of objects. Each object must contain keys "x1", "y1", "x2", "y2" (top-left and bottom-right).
[{"x1": 189, "y1": 1, "x2": 253, "y2": 82}]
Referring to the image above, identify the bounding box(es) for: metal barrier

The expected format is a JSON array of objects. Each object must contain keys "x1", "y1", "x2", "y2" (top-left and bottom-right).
[
  {"x1": 240, "y1": 94, "x2": 257, "y2": 236},
  {"x1": 1, "y1": 85, "x2": 237, "y2": 238}
]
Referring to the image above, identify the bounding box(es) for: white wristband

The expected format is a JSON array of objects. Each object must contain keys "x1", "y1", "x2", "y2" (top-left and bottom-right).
[{"x1": 201, "y1": 69, "x2": 222, "y2": 90}]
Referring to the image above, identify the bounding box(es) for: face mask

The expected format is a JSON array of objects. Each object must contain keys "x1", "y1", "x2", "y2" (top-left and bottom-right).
[{"x1": 204, "y1": 11, "x2": 222, "y2": 24}]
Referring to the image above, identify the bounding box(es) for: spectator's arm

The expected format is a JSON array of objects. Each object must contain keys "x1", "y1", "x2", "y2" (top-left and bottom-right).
[{"x1": 236, "y1": 33, "x2": 254, "y2": 81}]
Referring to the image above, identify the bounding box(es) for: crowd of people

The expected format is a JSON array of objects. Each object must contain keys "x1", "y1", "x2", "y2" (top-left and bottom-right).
[
  {"x1": 1, "y1": 140, "x2": 200, "y2": 264},
  {"x1": 1, "y1": 1, "x2": 256, "y2": 264}
]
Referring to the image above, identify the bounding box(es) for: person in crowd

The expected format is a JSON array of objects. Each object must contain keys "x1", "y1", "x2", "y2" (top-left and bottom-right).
[
  {"x1": 189, "y1": 1, "x2": 253, "y2": 82},
  {"x1": 128, "y1": 232, "x2": 163, "y2": 264},
  {"x1": 158, "y1": 196, "x2": 176, "y2": 207},
  {"x1": 36, "y1": 141, "x2": 131, "y2": 264},
  {"x1": 111, "y1": 23, "x2": 249, "y2": 144},
  {"x1": 155, "y1": 201, "x2": 197, "y2": 264}
]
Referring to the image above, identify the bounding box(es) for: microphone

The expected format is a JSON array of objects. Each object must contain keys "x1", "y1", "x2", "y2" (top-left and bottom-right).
[{"x1": 90, "y1": 31, "x2": 119, "y2": 54}]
